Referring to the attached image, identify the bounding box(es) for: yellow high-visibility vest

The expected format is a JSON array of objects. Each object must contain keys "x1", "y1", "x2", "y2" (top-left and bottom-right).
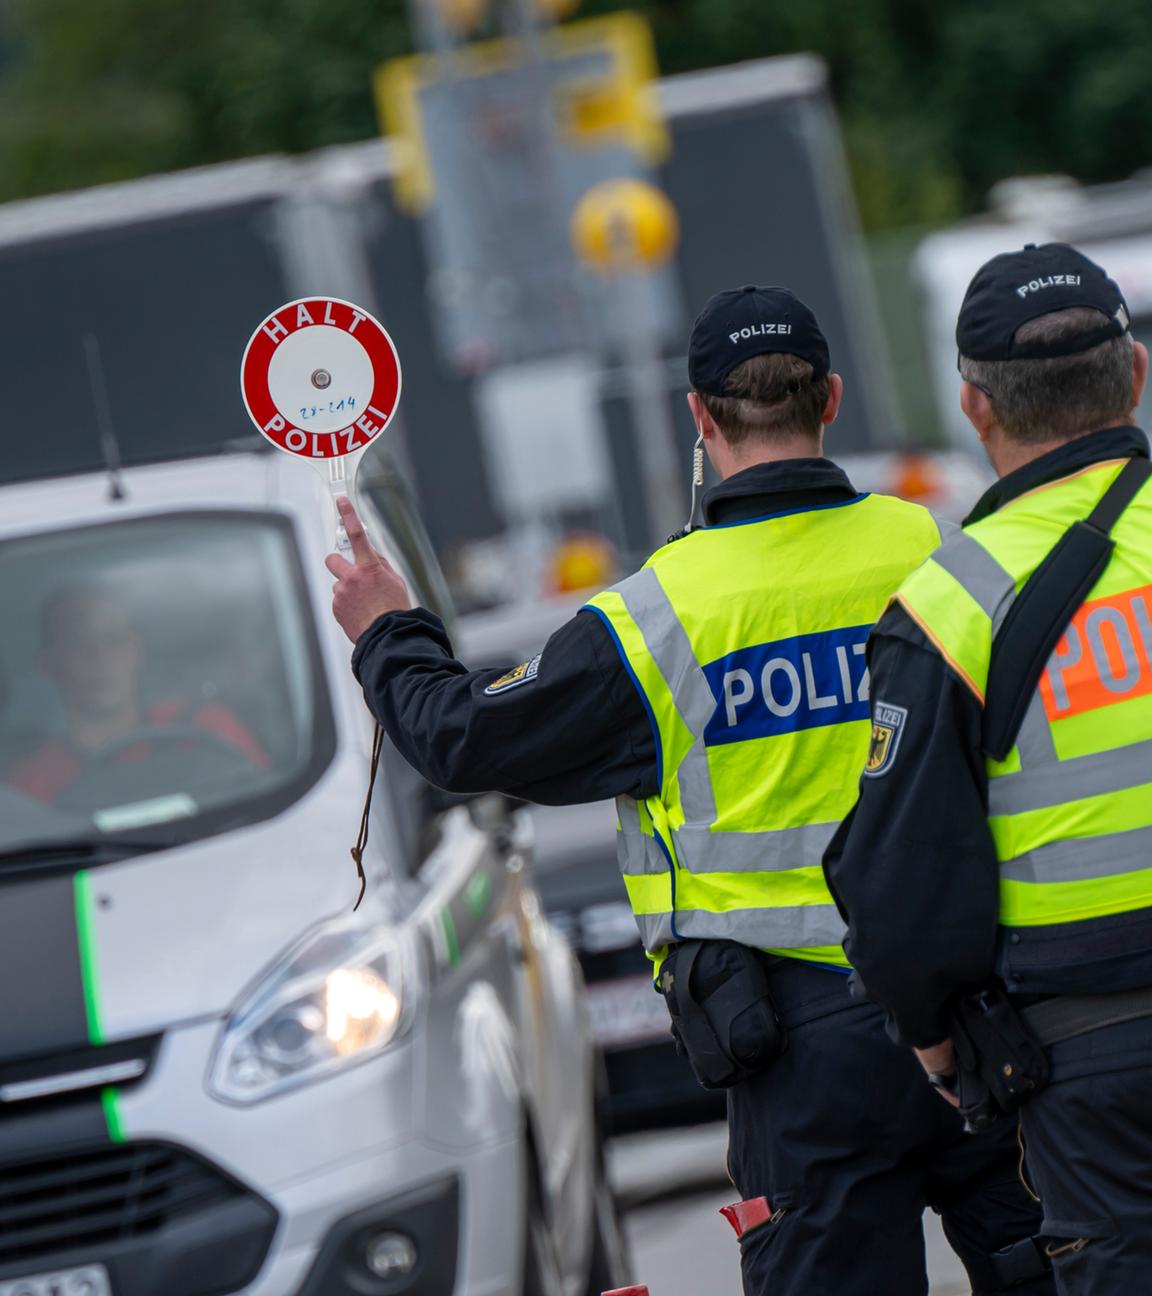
[
  {"x1": 896, "y1": 457, "x2": 1152, "y2": 933},
  {"x1": 585, "y1": 491, "x2": 943, "y2": 970}
]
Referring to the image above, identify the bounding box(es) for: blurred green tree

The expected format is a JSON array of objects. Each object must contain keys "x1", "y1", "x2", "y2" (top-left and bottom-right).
[
  {"x1": 2, "y1": 0, "x2": 1152, "y2": 227},
  {"x1": 0, "y1": 0, "x2": 412, "y2": 200}
]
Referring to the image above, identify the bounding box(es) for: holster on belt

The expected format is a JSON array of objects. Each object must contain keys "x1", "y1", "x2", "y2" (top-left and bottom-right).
[
  {"x1": 658, "y1": 940, "x2": 786, "y2": 1090},
  {"x1": 948, "y1": 985, "x2": 1050, "y2": 1132}
]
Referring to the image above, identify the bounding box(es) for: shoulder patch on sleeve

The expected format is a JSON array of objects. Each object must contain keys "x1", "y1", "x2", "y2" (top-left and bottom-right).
[
  {"x1": 484, "y1": 654, "x2": 542, "y2": 696},
  {"x1": 864, "y1": 700, "x2": 907, "y2": 777}
]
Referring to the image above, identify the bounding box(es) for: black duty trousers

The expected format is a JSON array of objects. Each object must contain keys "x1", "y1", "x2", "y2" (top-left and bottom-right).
[
  {"x1": 1018, "y1": 1016, "x2": 1152, "y2": 1295},
  {"x1": 726, "y1": 959, "x2": 1053, "y2": 1296}
]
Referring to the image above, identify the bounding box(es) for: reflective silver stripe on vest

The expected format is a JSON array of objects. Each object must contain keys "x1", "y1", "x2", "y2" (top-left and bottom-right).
[
  {"x1": 634, "y1": 905, "x2": 846, "y2": 953},
  {"x1": 633, "y1": 911, "x2": 678, "y2": 952},
  {"x1": 615, "y1": 795, "x2": 657, "y2": 876},
  {"x1": 934, "y1": 516, "x2": 961, "y2": 544},
  {"x1": 674, "y1": 822, "x2": 839, "y2": 874},
  {"x1": 932, "y1": 533, "x2": 1073, "y2": 769},
  {"x1": 931, "y1": 533, "x2": 1017, "y2": 633},
  {"x1": 614, "y1": 567, "x2": 830, "y2": 874},
  {"x1": 1001, "y1": 823, "x2": 1152, "y2": 884},
  {"x1": 1013, "y1": 690, "x2": 1058, "y2": 769},
  {"x1": 617, "y1": 568, "x2": 718, "y2": 826},
  {"x1": 990, "y1": 737, "x2": 1152, "y2": 816}
]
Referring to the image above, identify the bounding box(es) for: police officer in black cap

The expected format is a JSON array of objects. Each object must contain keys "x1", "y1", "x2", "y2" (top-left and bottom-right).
[
  {"x1": 827, "y1": 243, "x2": 1152, "y2": 1292},
  {"x1": 327, "y1": 286, "x2": 1053, "y2": 1296}
]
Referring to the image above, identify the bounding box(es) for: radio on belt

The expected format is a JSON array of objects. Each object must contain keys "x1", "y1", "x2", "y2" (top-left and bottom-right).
[{"x1": 240, "y1": 296, "x2": 403, "y2": 549}]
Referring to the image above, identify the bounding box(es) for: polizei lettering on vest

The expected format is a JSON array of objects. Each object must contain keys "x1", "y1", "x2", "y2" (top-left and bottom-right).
[
  {"x1": 728, "y1": 323, "x2": 794, "y2": 344},
  {"x1": 704, "y1": 625, "x2": 871, "y2": 746},
  {"x1": 1015, "y1": 274, "x2": 1082, "y2": 299},
  {"x1": 1041, "y1": 582, "x2": 1152, "y2": 719}
]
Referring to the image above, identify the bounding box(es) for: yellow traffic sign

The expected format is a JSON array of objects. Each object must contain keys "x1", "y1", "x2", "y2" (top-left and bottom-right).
[
  {"x1": 570, "y1": 177, "x2": 679, "y2": 274},
  {"x1": 375, "y1": 13, "x2": 667, "y2": 213}
]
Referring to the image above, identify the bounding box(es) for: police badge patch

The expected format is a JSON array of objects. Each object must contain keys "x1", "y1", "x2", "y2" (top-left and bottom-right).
[
  {"x1": 483, "y1": 654, "x2": 542, "y2": 696},
  {"x1": 864, "y1": 701, "x2": 907, "y2": 777}
]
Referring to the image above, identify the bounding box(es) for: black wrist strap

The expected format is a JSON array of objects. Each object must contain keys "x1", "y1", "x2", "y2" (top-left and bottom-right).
[{"x1": 983, "y1": 455, "x2": 1152, "y2": 761}]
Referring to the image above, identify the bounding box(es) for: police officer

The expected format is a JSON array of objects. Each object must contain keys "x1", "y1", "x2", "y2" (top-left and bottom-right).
[
  {"x1": 825, "y1": 244, "x2": 1152, "y2": 1292},
  {"x1": 326, "y1": 287, "x2": 1052, "y2": 1296}
]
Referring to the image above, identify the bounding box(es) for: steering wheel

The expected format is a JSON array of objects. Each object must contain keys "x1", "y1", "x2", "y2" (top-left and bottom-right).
[
  {"x1": 80, "y1": 724, "x2": 249, "y2": 763},
  {"x1": 53, "y1": 724, "x2": 263, "y2": 814}
]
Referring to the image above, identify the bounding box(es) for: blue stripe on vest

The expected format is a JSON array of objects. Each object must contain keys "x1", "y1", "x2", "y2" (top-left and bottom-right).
[{"x1": 702, "y1": 624, "x2": 872, "y2": 745}]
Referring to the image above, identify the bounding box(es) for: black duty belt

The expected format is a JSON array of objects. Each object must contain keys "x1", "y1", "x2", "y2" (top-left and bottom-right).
[{"x1": 1021, "y1": 984, "x2": 1152, "y2": 1046}]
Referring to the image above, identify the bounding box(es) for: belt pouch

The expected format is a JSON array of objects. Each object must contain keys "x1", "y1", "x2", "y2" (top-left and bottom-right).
[
  {"x1": 659, "y1": 940, "x2": 785, "y2": 1089},
  {"x1": 951, "y1": 986, "x2": 1050, "y2": 1116}
]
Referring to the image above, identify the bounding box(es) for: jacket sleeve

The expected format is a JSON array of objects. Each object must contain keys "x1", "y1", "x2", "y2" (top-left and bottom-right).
[
  {"x1": 350, "y1": 606, "x2": 658, "y2": 806},
  {"x1": 822, "y1": 604, "x2": 1001, "y2": 1047}
]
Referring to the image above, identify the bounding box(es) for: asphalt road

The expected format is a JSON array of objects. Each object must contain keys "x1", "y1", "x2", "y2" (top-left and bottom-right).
[{"x1": 610, "y1": 1122, "x2": 971, "y2": 1296}]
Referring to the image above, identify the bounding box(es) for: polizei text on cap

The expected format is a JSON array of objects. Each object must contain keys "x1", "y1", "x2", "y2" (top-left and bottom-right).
[
  {"x1": 730, "y1": 323, "x2": 793, "y2": 343},
  {"x1": 1016, "y1": 274, "x2": 1081, "y2": 299}
]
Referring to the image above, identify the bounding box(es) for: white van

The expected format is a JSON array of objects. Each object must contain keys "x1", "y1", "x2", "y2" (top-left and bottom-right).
[
  {"x1": 0, "y1": 446, "x2": 627, "y2": 1296},
  {"x1": 917, "y1": 173, "x2": 1152, "y2": 451}
]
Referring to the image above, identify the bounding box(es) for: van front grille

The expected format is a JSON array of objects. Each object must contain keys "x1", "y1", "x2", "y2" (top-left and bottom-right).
[{"x1": 0, "y1": 1141, "x2": 245, "y2": 1267}]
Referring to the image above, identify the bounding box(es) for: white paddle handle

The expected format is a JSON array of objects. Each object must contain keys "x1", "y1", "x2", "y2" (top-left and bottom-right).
[{"x1": 329, "y1": 459, "x2": 352, "y2": 552}]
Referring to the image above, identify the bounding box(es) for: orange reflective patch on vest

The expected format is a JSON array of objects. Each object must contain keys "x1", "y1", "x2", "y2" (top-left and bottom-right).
[{"x1": 1041, "y1": 583, "x2": 1152, "y2": 720}]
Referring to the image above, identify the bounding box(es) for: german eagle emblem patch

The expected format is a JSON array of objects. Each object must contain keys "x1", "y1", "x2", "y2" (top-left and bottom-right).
[
  {"x1": 864, "y1": 701, "x2": 907, "y2": 777},
  {"x1": 483, "y1": 654, "x2": 542, "y2": 696}
]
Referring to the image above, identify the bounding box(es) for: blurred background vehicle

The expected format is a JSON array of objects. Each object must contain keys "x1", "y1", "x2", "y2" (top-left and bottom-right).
[
  {"x1": 0, "y1": 431, "x2": 627, "y2": 1296},
  {"x1": 0, "y1": 40, "x2": 980, "y2": 604},
  {"x1": 918, "y1": 171, "x2": 1152, "y2": 451}
]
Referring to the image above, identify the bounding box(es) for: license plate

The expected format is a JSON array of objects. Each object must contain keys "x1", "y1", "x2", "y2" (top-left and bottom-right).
[
  {"x1": 0, "y1": 1265, "x2": 111, "y2": 1296},
  {"x1": 586, "y1": 976, "x2": 671, "y2": 1049}
]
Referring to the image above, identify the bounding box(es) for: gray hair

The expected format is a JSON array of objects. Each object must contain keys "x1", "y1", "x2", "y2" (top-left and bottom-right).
[{"x1": 958, "y1": 307, "x2": 1135, "y2": 445}]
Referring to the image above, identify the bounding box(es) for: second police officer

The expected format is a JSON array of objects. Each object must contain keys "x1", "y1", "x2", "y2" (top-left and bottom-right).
[
  {"x1": 827, "y1": 244, "x2": 1152, "y2": 1293},
  {"x1": 326, "y1": 287, "x2": 1053, "y2": 1296}
]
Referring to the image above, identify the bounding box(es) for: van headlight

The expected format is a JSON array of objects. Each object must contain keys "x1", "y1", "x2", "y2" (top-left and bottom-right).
[{"x1": 209, "y1": 922, "x2": 414, "y2": 1104}]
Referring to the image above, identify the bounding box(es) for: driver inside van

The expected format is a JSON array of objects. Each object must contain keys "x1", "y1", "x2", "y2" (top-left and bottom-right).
[{"x1": 7, "y1": 582, "x2": 268, "y2": 804}]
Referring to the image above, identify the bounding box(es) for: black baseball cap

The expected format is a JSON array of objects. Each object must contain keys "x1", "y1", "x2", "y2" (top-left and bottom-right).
[
  {"x1": 688, "y1": 285, "x2": 830, "y2": 396},
  {"x1": 956, "y1": 243, "x2": 1131, "y2": 362}
]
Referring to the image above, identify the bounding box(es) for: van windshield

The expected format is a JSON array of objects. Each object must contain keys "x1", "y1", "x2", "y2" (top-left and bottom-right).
[{"x1": 0, "y1": 512, "x2": 334, "y2": 859}]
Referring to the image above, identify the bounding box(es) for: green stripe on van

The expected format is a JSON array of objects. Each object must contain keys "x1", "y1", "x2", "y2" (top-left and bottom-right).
[
  {"x1": 74, "y1": 870, "x2": 105, "y2": 1045},
  {"x1": 101, "y1": 1087, "x2": 125, "y2": 1143}
]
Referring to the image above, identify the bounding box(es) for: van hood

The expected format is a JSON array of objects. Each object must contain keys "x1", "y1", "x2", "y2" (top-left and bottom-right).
[{"x1": 0, "y1": 766, "x2": 378, "y2": 1062}]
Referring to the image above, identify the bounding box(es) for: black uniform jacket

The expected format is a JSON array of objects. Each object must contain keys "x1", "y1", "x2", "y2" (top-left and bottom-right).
[
  {"x1": 824, "y1": 426, "x2": 1152, "y2": 1049},
  {"x1": 352, "y1": 458, "x2": 862, "y2": 806}
]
